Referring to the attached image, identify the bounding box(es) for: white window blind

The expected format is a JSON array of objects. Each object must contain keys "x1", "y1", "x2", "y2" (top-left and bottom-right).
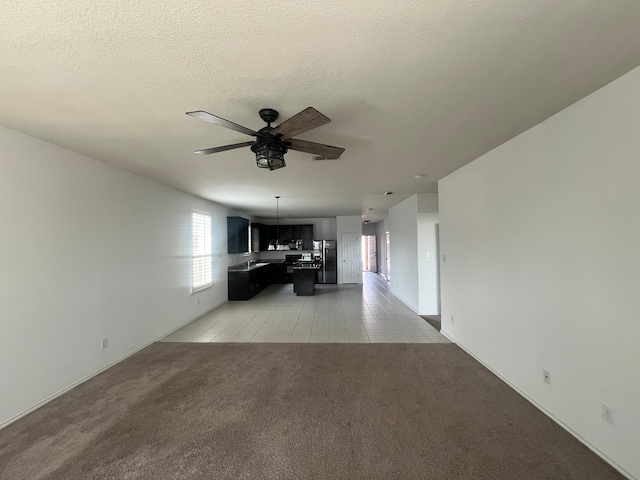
[{"x1": 192, "y1": 210, "x2": 212, "y2": 292}]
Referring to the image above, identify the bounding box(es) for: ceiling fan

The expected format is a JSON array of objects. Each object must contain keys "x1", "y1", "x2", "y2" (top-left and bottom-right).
[{"x1": 186, "y1": 107, "x2": 345, "y2": 170}]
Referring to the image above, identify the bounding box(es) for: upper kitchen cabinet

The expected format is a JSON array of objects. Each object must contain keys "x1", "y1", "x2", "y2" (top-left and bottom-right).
[
  {"x1": 227, "y1": 216, "x2": 249, "y2": 254},
  {"x1": 302, "y1": 225, "x2": 313, "y2": 249},
  {"x1": 254, "y1": 223, "x2": 314, "y2": 250},
  {"x1": 251, "y1": 223, "x2": 271, "y2": 252},
  {"x1": 282, "y1": 225, "x2": 295, "y2": 244},
  {"x1": 282, "y1": 225, "x2": 314, "y2": 247}
]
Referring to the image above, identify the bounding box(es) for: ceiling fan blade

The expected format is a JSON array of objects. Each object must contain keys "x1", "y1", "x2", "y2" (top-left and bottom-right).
[
  {"x1": 186, "y1": 111, "x2": 259, "y2": 137},
  {"x1": 270, "y1": 107, "x2": 331, "y2": 140},
  {"x1": 286, "y1": 138, "x2": 345, "y2": 159},
  {"x1": 194, "y1": 141, "x2": 255, "y2": 155}
]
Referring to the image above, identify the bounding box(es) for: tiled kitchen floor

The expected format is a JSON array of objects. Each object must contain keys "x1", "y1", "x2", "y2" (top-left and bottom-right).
[{"x1": 159, "y1": 271, "x2": 450, "y2": 344}]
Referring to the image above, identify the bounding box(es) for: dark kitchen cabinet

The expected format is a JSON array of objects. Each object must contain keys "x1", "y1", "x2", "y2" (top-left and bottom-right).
[
  {"x1": 263, "y1": 225, "x2": 291, "y2": 247},
  {"x1": 271, "y1": 262, "x2": 288, "y2": 283},
  {"x1": 228, "y1": 264, "x2": 274, "y2": 300},
  {"x1": 263, "y1": 225, "x2": 277, "y2": 247},
  {"x1": 282, "y1": 225, "x2": 295, "y2": 243},
  {"x1": 251, "y1": 223, "x2": 270, "y2": 252},
  {"x1": 228, "y1": 271, "x2": 251, "y2": 300},
  {"x1": 227, "y1": 216, "x2": 249, "y2": 254},
  {"x1": 257, "y1": 224, "x2": 314, "y2": 250},
  {"x1": 301, "y1": 225, "x2": 313, "y2": 249}
]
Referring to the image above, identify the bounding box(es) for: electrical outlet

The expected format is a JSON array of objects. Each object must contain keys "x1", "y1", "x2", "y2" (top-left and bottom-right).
[
  {"x1": 602, "y1": 404, "x2": 615, "y2": 425},
  {"x1": 543, "y1": 370, "x2": 551, "y2": 385},
  {"x1": 197, "y1": 298, "x2": 200, "y2": 305},
  {"x1": 426, "y1": 251, "x2": 430, "y2": 258},
  {"x1": 101, "y1": 338, "x2": 108, "y2": 350},
  {"x1": 442, "y1": 254, "x2": 447, "y2": 262},
  {"x1": 450, "y1": 315, "x2": 454, "y2": 325}
]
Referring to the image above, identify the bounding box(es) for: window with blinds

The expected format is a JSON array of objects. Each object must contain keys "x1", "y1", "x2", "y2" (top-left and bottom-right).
[{"x1": 192, "y1": 209, "x2": 212, "y2": 292}]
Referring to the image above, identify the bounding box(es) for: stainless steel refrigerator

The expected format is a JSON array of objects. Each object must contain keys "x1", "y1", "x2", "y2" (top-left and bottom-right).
[{"x1": 313, "y1": 240, "x2": 337, "y2": 284}]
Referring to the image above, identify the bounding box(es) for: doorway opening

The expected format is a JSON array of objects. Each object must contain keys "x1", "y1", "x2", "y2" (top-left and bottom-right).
[
  {"x1": 385, "y1": 231, "x2": 390, "y2": 282},
  {"x1": 361, "y1": 235, "x2": 377, "y2": 273}
]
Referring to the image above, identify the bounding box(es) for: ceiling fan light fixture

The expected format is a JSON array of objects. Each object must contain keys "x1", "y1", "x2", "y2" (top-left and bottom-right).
[{"x1": 252, "y1": 138, "x2": 287, "y2": 170}]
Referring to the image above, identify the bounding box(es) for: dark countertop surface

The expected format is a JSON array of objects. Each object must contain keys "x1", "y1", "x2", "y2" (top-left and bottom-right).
[{"x1": 228, "y1": 259, "x2": 285, "y2": 272}]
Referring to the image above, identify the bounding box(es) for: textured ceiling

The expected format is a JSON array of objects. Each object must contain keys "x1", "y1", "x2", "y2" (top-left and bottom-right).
[{"x1": 2, "y1": 1, "x2": 640, "y2": 221}]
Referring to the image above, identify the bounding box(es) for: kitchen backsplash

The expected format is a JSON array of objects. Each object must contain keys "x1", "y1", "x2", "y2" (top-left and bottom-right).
[
  {"x1": 259, "y1": 250, "x2": 314, "y2": 260},
  {"x1": 227, "y1": 252, "x2": 259, "y2": 265}
]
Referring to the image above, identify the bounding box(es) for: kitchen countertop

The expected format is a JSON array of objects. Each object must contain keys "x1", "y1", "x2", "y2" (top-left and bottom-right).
[{"x1": 228, "y1": 260, "x2": 284, "y2": 272}]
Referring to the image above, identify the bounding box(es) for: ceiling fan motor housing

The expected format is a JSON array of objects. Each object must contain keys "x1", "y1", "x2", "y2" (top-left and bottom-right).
[{"x1": 259, "y1": 108, "x2": 279, "y2": 125}]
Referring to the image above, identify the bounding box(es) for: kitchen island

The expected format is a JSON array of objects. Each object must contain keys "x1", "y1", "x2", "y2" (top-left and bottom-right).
[{"x1": 292, "y1": 264, "x2": 320, "y2": 296}]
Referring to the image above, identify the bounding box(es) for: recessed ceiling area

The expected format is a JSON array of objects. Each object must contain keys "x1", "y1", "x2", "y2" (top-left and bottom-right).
[{"x1": 2, "y1": 1, "x2": 640, "y2": 221}]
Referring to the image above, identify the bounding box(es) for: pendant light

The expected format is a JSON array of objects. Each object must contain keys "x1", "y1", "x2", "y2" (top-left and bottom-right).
[{"x1": 268, "y1": 196, "x2": 281, "y2": 250}]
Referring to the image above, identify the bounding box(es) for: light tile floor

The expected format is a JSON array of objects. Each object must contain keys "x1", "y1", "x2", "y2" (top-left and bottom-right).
[{"x1": 159, "y1": 271, "x2": 451, "y2": 344}]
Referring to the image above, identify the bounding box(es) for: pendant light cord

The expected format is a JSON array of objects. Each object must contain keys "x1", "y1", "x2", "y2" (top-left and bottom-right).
[{"x1": 275, "y1": 196, "x2": 280, "y2": 246}]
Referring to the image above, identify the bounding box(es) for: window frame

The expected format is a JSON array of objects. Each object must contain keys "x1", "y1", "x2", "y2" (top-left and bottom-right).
[
  {"x1": 191, "y1": 209, "x2": 212, "y2": 293},
  {"x1": 246, "y1": 221, "x2": 253, "y2": 255}
]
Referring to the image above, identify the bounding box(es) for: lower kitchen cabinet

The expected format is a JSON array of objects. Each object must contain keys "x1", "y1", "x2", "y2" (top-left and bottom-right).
[
  {"x1": 270, "y1": 262, "x2": 288, "y2": 284},
  {"x1": 228, "y1": 264, "x2": 277, "y2": 300}
]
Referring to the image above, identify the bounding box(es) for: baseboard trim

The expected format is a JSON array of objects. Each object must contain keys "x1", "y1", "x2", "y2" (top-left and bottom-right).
[
  {"x1": 0, "y1": 307, "x2": 218, "y2": 431},
  {"x1": 441, "y1": 330, "x2": 637, "y2": 480}
]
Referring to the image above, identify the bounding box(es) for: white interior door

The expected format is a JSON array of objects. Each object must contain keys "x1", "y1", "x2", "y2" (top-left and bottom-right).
[{"x1": 341, "y1": 232, "x2": 360, "y2": 283}]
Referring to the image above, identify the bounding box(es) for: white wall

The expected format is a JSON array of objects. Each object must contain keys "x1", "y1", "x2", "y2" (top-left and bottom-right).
[
  {"x1": 387, "y1": 194, "x2": 440, "y2": 314},
  {"x1": 417, "y1": 193, "x2": 440, "y2": 315},
  {"x1": 336, "y1": 215, "x2": 362, "y2": 284},
  {"x1": 376, "y1": 218, "x2": 388, "y2": 278},
  {"x1": 439, "y1": 66, "x2": 640, "y2": 479},
  {"x1": 0, "y1": 127, "x2": 235, "y2": 428},
  {"x1": 388, "y1": 196, "x2": 419, "y2": 311}
]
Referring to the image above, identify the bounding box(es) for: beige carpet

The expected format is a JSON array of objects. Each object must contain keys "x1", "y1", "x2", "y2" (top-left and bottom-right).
[{"x1": 0, "y1": 343, "x2": 623, "y2": 479}]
